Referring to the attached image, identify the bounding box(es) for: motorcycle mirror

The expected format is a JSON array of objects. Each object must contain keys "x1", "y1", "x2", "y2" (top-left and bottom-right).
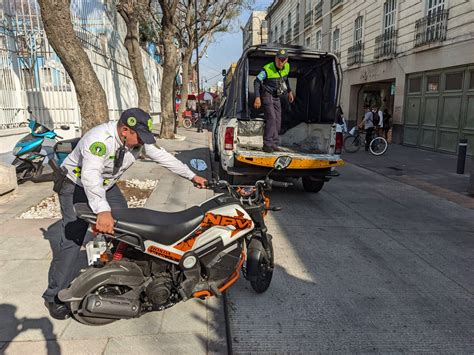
[
  {"x1": 274, "y1": 156, "x2": 292, "y2": 170},
  {"x1": 60, "y1": 125, "x2": 70, "y2": 130},
  {"x1": 190, "y1": 159, "x2": 208, "y2": 171}
]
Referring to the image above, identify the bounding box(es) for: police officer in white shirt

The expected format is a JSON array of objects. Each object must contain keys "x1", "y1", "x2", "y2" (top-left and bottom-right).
[{"x1": 43, "y1": 107, "x2": 207, "y2": 319}]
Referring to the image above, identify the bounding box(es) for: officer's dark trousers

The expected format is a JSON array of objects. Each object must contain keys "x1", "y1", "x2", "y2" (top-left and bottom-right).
[
  {"x1": 42, "y1": 181, "x2": 127, "y2": 303},
  {"x1": 262, "y1": 90, "x2": 282, "y2": 148}
]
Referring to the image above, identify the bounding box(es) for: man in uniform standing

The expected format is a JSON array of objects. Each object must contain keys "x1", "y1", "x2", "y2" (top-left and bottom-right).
[
  {"x1": 43, "y1": 107, "x2": 207, "y2": 319},
  {"x1": 253, "y1": 49, "x2": 295, "y2": 153}
]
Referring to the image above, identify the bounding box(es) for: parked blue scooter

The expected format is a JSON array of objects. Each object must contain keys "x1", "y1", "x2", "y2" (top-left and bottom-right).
[{"x1": 12, "y1": 108, "x2": 79, "y2": 183}]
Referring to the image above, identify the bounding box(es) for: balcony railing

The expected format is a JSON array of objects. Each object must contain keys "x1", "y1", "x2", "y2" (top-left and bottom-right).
[
  {"x1": 314, "y1": 2, "x2": 323, "y2": 22},
  {"x1": 278, "y1": 35, "x2": 284, "y2": 44},
  {"x1": 331, "y1": 0, "x2": 343, "y2": 8},
  {"x1": 347, "y1": 42, "x2": 363, "y2": 66},
  {"x1": 374, "y1": 29, "x2": 397, "y2": 59},
  {"x1": 304, "y1": 10, "x2": 312, "y2": 29},
  {"x1": 285, "y1": 29, "x2": 292, "y2": 43},
  {"x1": 414, "y1": 9, "x2": 449, "y2": 47},
  {"x1": 293, "y1": 21, "x2": 300, "y2": 35}
]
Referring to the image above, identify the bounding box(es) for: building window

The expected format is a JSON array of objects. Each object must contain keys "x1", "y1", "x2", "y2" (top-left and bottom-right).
[
  {"x1": 305, "y1": 36, "x2": 311, "y2": 47},
  {"x1": 384, "y1": 0, "x2": 397, "y2": 32},
  {"x1": 348, "y1": 16, "x2": 364, "y2": 66},
  {"x1": 315, "y1": 29, "x2": 322, "y2": 49},
  {"x1": 306, "y1": 0, "x2": 312, "y2": 14},
  {"x1": 332, "y1": 28, "x2": 340, "y2": 52},
  {"x1": 445, "y1": 72, "x2": 463, "y2": 91},
  {"x1": 427, "y1": 0, "x2": 445, "y2": 16},
  {"x1": 470, "y1": 71, "x2": 474, "y2": 90},
  {"x1": 296, "y1": 3, "x2": 300, "y2": 24},
  {"x1": 409, "y1": 77, "x2": 422, "y2": 93},
  {"x1": 427, "y1": 75, "x2": 440, "y2": 92},
  {"x1": 354, "y1": 16, "x2": 363, "y2": 45},
  {"x1": 275, "y1": 25, "x2": 278, "y2": 42}
]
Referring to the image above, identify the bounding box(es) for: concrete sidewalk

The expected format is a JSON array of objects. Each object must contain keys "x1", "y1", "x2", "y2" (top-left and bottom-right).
[
  {"x1": 343, "y1": 143, "x2": 474, "y2": 208},
  {"x1": 0, "y1": 128, "x2": 226, "y2": 354}
]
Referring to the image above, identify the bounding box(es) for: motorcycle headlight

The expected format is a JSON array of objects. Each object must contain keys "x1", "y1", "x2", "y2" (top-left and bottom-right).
[{"x1": 12, "y1": 146, "x2": 22, "y2": 155}]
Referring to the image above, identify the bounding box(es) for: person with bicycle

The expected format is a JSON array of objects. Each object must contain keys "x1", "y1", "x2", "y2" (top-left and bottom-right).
[{"x1": 359, "y1": 106, "x2": 374, "y2": 152}]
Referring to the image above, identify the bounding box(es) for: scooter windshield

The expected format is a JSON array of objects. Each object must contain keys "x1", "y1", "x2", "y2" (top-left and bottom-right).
[{"x1": 29, "y1": 119, "x2": 53, "y2": 136}]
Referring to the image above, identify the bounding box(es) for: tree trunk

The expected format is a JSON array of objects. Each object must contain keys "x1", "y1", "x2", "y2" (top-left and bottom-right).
[
  {"x1": 38, "y1": 0, "x2": 108, "y2": 133},
  {"x1": 118, "y1": 2, "x2": 151, "y2": 112},
  {"x1": 177, "y1": 49, "x2": 193, "y2": 122},
  {"x1": 160, "y1": 29, "x2": 178, "y2": 139}
]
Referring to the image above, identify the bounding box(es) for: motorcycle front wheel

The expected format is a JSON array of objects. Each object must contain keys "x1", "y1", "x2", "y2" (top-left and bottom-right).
[
  {"x1": 249, "y1": 238, "x2": 274, "y2": 293},
  {"x1": 182, "y1": 118, "x2": 193, "y2": 129}
]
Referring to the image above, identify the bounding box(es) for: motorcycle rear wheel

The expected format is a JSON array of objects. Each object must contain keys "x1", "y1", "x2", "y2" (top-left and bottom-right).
[{"x1": 249, "y1": 239, "x2": 274, "y2": 293}]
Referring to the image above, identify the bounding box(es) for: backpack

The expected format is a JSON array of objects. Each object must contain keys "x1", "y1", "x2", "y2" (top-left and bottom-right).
[{"x1": 372, "y1": 111, "x2": 380, "y2": 126}]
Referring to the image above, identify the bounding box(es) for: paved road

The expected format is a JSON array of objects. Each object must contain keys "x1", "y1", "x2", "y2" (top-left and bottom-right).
[{"x1": 226, "y1": 163, "x2": 474, "y2": 353}]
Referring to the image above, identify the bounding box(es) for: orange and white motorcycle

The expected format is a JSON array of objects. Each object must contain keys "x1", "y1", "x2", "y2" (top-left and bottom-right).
[{"x1": 59, "y1": 157, "x2": 293, "y2": 325}]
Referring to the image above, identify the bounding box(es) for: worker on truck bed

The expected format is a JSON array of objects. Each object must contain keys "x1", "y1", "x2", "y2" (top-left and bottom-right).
[{"x1": 253, "y1": 49, "x2": 295, "y2": 153}]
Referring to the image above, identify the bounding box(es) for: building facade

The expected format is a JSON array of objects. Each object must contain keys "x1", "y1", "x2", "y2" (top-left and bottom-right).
[
  {"x1": 0, "y1": 0, "x2": 163, "y2": 155},
  {"x1": 266, "y1": 0, "x2": 474, "y2": 154},
  {"x1": 242, "y1": 11, "x2": 269, "y2": 50}
]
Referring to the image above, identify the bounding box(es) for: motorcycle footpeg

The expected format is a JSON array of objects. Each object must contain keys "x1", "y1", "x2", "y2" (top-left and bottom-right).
[{"x1": 267, "y1": 206, "x2": 282, "y2": 211}]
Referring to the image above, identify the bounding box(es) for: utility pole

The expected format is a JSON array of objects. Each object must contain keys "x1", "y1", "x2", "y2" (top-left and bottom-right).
[{"x1": 194, "y1": 0, "x2": 202, "y2": 132}]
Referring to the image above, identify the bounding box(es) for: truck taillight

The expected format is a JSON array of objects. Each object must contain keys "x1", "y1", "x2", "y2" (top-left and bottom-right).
[
  {"x1": 224, "y1": 127, "x2": 234, "y2": 150},
  {"x1": 335, "y1": 132, "x2": 343, "y2": 154}
]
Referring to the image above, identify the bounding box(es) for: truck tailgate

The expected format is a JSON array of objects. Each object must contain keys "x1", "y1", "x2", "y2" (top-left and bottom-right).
[{"x1": 235, "y1": 148, "x2": 344, "y2": 169}]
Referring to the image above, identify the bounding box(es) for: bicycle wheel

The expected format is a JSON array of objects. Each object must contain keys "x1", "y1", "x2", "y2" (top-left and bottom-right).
[
  {"x1": 343, "y1": 135, "x2": 361, "y2": 153},
  {"x1": 182, "y1": 118, "x2": 192, "y2": 129},
  {"x1": 369, "y1": 137, "x2": 388, "y2": 156}
]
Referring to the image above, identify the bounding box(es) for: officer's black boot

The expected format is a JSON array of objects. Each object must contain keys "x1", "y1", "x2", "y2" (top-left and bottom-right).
[{"x1": 44, "y1": 297, "x2": 70, "y2": 320}]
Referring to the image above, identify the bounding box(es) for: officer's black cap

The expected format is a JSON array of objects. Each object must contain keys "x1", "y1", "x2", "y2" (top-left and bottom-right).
[
  {"x1": 119, "y1": 108, "x2": 156, "y2": 144},
  {"x1": 276, "y1": 49, "x2": 288, "y2": 60}
]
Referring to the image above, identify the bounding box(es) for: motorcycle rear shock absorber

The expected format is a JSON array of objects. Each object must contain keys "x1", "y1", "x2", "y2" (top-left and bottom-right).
[{"x1": 113, "y1": 241, "x2": 127, "y2": 261}]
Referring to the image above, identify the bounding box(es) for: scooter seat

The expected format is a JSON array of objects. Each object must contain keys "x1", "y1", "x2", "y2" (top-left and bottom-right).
[{"x1": 75, "y1": 203, "x2": 204, "y2": 246}]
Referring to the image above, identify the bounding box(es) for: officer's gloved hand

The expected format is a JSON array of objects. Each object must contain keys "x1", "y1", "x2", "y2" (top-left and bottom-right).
[{"x1": 96, "y1": 211, "x2": 115, "y2": 235}]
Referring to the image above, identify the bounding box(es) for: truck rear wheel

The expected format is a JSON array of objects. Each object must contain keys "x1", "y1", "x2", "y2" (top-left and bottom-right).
[{"x1": 302, "y1": 177, "x2": 324, "y2": 193}]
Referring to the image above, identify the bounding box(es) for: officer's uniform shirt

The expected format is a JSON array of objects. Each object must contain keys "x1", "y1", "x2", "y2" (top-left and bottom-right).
[{"x1": 62, "y1": 121, "x2": 196, "y2": 214}]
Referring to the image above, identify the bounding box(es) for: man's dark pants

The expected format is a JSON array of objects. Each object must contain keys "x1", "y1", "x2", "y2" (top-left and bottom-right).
[
  {"x1": 42, "y1": 181, "x2": 127, "y2": 303},
  {"x1": 365, "y1": 127, "x2": 375, "y2": 151},
  {"x1": 262, "y1": 90, "x2": 282, "y2": 148}
]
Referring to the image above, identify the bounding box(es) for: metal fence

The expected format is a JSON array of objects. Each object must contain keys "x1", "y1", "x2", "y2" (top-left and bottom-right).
[
  {"x1": 347, "y1": 42, "x2": 363, "y2": 66},
  {"x1": 374, "y1": 29, "x2": 397, "y2": 59},
  {"x1": 0, "y1": 0, "x2": 162, "y2": 130},
  {"x1": 415, "y1": 9, "x2": 449, "y2": 47}
]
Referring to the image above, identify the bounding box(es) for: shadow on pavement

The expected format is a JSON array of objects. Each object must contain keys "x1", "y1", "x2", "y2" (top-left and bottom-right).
[{"x1": 0, "y1": 304, "x2": 60, "y2": 354}]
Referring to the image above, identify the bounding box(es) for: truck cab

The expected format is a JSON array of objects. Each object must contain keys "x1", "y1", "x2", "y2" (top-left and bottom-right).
[{"x1": 213, "y1": 44, "x2": 344, "y2": 193}]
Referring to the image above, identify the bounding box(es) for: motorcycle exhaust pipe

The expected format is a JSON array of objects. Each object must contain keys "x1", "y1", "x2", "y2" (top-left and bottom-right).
[{"x1": 82, "y1": 294, "x2": 141, "y2": 319}]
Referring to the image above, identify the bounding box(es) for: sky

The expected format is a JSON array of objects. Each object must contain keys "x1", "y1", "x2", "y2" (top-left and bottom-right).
[{"x1": 199, "y1": 0, "x2": 274, "y2": 90}]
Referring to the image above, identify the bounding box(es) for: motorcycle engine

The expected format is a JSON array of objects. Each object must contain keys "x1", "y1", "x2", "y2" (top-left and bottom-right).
[{"x1": 145, "y1": 274, "x2": 173, "y2": 306}]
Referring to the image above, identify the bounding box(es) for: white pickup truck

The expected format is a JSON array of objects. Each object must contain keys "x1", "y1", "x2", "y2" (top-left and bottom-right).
[{"x1": 213, "y1": 44, "x2": 344, "y2": 193}]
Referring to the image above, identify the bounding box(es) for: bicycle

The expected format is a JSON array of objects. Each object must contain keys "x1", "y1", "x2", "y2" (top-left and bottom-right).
[{"x1": 343, "y1": 127, "x2": 388, "y2": 156}]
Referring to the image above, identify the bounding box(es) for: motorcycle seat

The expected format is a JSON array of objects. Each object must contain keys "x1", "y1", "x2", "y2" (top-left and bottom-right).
[{"x1": 75, "y1": 203, "x2": 204, "y2": 246}]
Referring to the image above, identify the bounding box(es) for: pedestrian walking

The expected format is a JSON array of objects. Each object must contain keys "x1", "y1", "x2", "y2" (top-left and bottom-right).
[
  {"x1": 359, "y1": 106, "x2": 375, "y2": 151},
  {"x1": 43, "y1": 107, "x2": 207, "y2": 320},
  {"x1": 253, "y1": 48, "x2": 295, "y2": 153}
]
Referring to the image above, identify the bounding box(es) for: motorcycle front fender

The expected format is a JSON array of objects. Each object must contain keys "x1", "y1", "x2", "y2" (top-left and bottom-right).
[{"x1": 58, "y1": 260, "x2": 145, "y2": 303}]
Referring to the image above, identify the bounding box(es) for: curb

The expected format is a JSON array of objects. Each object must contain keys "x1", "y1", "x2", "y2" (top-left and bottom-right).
[{"x1": 206, "y1": 130, "x2": 233, "y2": 355}]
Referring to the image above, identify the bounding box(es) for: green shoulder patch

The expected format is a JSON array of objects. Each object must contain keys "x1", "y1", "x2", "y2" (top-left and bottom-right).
[
  {"x1": 147, "y1": 118, "x2": 153, "y2": 131},
  {"x1": 89, "y1": 142, "x2": 107, "y2": 157}
]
